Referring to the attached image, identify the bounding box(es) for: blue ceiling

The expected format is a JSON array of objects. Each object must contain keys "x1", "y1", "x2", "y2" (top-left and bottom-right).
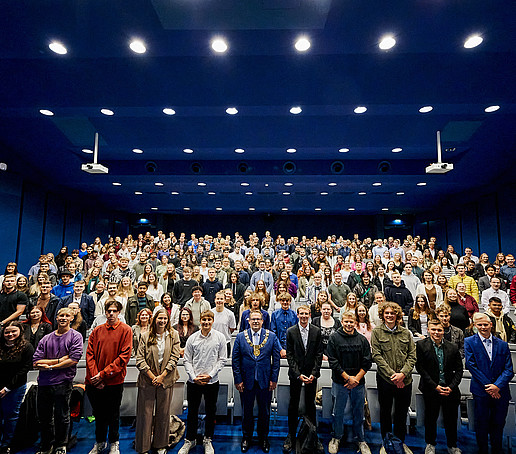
[{"x1": 0, "y1": 0, "x2": 515, "y2": 215}]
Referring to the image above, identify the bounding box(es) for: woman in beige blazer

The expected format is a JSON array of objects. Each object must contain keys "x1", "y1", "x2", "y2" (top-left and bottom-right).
[{"x1": 135, "y1": 308, "x2": 181, "y2": 454}]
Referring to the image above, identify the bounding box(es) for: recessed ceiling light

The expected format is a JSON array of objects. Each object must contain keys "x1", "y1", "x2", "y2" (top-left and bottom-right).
[
  {"x1": 129, "y1": 40, "x2": 146, "y2": 54},
  {"x1": 183, "y1": 148, "x2": 194, "y2": 154},
  {"x1": 379, "y1": 35, "x2": 396, "y2": 50},
  {"x1": 419, "y1": 106, "x2": 433, "y2": 113},
  {"x1": 132, "y1": 148, "x2": 144, "y2": 154},
  {"x1": 135, "y1": 191, "x2": 142, "y2": 195},
  {"x1": 151, "y1": 207, "x2": 158, "y2": 210},
  {"x1": 82, "y1": 148, "x2": 93, "y2": 154},
  {"x1": 485, "y1": 105, "x2": 500, "y2": 113},
  {"x1": 39, "y1": 109, "x2": 54, "y2": 116},
  {"x1": 295, "y1": 37, "x2": 311, "y2": 52},
  {"x1": 328, "y1": 182, "x2": 337, "y2": 186},
  {"x1": 348, "y1": 207, "x2": 356, "y2": 211},
  {"x1": 249, "y1": 207, "x2": 255, "y2": 211},
  {"x1": 372, "y1": 182, "x2": 382, "y2": 186},
  {"x1": 226, "y1": 107, "x2": 238, "y2": 115},
  {"x1": 197, "y1": 182, "x2": 207, "y2": 187},
  {"x1": 240, "y1": 182, "x2": 250, "y2": 187},
  {"x1": 183, "y1": 207, "x2": 190, "y2": 211},
  {"x1": 100, "y1": 108, "x2": 114, "y2": 116},
  {"x1": 464, "y1": 34, "x2": 483, "y2": 49},
  {"x1": 354, "y1": 106, "x2": 367, "y2": 114},
  {"x1": 208, "y1": 191, "x2": 216, "y2": 195},
  {"x1": 171, "y1": 191, "x2": 179, "y2": 195},
  {"x1": 339, "y1": 148, "x2": 350, "y2": 153},
  {"x1": 216, "y1": 207, "x2": 222, "y2": 211},
  {"x1": 49, "y1": 41, "x2": 67, "y2": 55},
  {"x1": 245, "y1": 192, "x2": 253, "y2": 195},
  {"x1": 286, "y1": 148, "x2": 297, "y2": 154},
  {"x1": 396, "y1": 192, "x2": 405, "y2": 195},
  {"x1": 417, "y1": 182, "x2": 427, "y2": 186},
  {"x1": 163, "y1": 108, "x2": 176, "y2": 116},
  {"x1": 264, "y1": 184, "x2": 269, "y2": 187},
  {"x1": 284, "y1": 182, "x2": 293, "y2": 187},
  {"x1": 235, "y1": 148, "x2": 245, "y2": 154},
  {"x1": 211, "y1": 38, "x2": 228, "y2": 53},
  {"x1": 315, "y1": 208, "x2": 322, "y2": 211},
  {"x1": 358, "y1": 192, "x2": 367, "y2": 195},
  {"x1": 155, "y1": 182, "x2": 164, "y2": 186},
  {"x1": 320, "y1": 192, "x2": 329, "y2": 195},
  {"x1": 112, "y1": 182, "x2": 122, "y2": 186},
  {"x1": 382, "y1": 208, "x2": 389, "y2": 211},
  {"x1": 290, "y1": 106, "x2": 302, "y2": 114},
  {"x1": 282, "y1": 207, "x2": 288, "y2": 211},
  {"x1": 283, "y1": 192, "x2": 291, "y2": 195},
  {"x1": 392, "y1": 147, "x2": 402, "y2": 153}
]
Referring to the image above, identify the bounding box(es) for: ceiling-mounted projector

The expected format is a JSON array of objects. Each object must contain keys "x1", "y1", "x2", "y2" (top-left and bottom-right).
[
  {"x1": 82, "y1": 132, "x2": 109, "y2": 174},
  {"x1": 425, "y1": 131, "x2": 453, "y2": 174}
]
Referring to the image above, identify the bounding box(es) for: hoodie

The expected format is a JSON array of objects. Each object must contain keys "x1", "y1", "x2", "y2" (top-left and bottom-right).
[{"x1": 384, "y1": 281, "x2": 414, "y2": 315}]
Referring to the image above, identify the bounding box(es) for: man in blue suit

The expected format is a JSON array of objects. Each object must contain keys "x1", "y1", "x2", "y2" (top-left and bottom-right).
[
  {"x1": 465, "y1": 312, "x2": 514, "y2": 454},
  {"x1": 56, "y1": 280, "x2": 95, "y2": 328},
  {"x1": 233, "y1": 309, "x2": 281, "y2": 453}
]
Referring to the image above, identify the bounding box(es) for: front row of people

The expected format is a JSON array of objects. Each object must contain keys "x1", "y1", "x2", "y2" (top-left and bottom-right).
[{"x1": 0, "y1": 295, "x2": 513, "y2": 454}]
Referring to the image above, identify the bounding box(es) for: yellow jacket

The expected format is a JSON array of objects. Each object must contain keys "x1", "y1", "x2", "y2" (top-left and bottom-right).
[{"x1": 448, "y1": 274, "x2": 479, "y2": 302}]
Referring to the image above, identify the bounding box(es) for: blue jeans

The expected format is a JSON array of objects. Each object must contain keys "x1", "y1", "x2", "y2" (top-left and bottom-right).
[
  {"x1": 332, "y1": 382, "x2": 365, "y2": 442},
  {"x1": 0, "y1": 383, "x2": 26, "y2": 448}
]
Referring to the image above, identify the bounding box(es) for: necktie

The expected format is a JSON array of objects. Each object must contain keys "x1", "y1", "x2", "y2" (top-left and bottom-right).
[{"x1": 484, "y1": 338, "x2": 492, "y2": 360}]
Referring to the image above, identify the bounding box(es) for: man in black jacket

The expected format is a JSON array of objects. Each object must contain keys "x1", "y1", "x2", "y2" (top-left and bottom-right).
[
  {"x1": 485, "y1": 296, "x2": 516, "y2": 343},
  {"x1": 384, "y1": 272, "x2": 413, "y2": 315},
  {"x1": 327, "y1": 311, "x2": 372, "y2": 454},
  {"x1": 283, "y1": 305, "x2": 323, "y2": 452},
  {"x1": 416, "y1": 320, "x2": 463, "y2": 454}
]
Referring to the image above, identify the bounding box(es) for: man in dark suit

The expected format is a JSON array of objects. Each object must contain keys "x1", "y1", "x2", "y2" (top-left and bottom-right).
[
  {"x1": 416, "y1": 319, "x2": 463, "y2": 454},
  {"x1": 283, "y1": 305, "x2": 323, "y2": 452},
  {"x1": 232, "y1": 309, "x2": 281, "y2": 453},
  {"x1": 56, "y1": 279, "x2": 95, "y2": 327},
  {"x1": 465, "y1": 312, "x2": 514, "y2": 454}
]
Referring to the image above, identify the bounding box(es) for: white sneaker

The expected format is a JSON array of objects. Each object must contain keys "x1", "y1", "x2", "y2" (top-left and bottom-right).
[
  {"x1": 403, "y1": 444, "x2": 413, "y2": 454},
  {"x1": 358, "y1": 441, "x2": 371, "y2": 454},
  {"x1": 88, "y1": 442, "x2": 108, "y2": 454},
  {"x1": 54, "y1": 448, "x2": 67, "y2": 454},
  {"x1": 379, "y1": 447, "x2": 386, "y2": 454},
  {"x1": 425, "y1": 445, "x2": 436, "y2": 454},
  {"x1": 447, "y1": 448, "x2": 462, "y2": 454},
  {"x1": 178, "y1": 439, "x2": 196, "y2": 454},
  {"x1": 203, "y1": 437, "x2": 214, "y2": 454},
  {"x1": 328, "y1": 438, "x2": 339, "y2": 454},
  {"x1": 109, "y1": 441, "x2": 120, "y2": 454},
  {"x1": 157, "y1": 449, "x2": 167, "y2": 454}
]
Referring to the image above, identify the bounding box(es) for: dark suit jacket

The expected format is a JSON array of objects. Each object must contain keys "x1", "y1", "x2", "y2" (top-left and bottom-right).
[
  {"x1": 465, "y1": 333, "x2": 514, "y2": 398},
  {"x1": 232, "y1": 328, "x2": 281, "y2": 390},
  {"x1": 58, "y1": 293, "x2": 95, "y2": 328},
  {"x1": 416, "y1": 337, "x2": 463, "y2": 396},
  {"x1": 285, "y1": 323, "x2": 323, "y2": 381}
]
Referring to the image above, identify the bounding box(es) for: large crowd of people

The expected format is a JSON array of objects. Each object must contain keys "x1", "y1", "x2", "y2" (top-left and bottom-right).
[{"x1": 1, "y1": 231, "x2": 516, "y2": 454}]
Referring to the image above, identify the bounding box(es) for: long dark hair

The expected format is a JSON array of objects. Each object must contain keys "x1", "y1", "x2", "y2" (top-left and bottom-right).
[{"x1": 0, "y1": 321, "x2": 28, "y2": 359}]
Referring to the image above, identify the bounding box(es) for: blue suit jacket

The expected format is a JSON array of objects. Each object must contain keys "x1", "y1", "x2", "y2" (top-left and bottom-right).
[
  {"x1": 57, "y1": 293, "x2": 95, "y2": 328},
  {"x1": 464, "y1": 333, "x2": 514, "y2": 398},
  {"x1": 232, "y1": 328, "x2": 281, "y2": 390}
]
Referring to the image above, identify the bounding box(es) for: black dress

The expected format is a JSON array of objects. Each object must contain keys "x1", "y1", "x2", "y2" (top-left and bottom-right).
[
  {"x1": 23, "y1": 322, "x2": 53, "y2": 349},
  {"x1": 311, "y1": 316, "x2": 342, "y2": 355}
]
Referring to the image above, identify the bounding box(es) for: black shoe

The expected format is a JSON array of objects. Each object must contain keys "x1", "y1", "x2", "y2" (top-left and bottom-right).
[
  {"x1": 241, "y1": 439, "x2": 251, "y2": 453},
  {"x1": 260, "y1": 439, "x2": 270, "y2": 453},
  {"x1": 283, "y1": 434, "x2": 293, "y2": 452}
]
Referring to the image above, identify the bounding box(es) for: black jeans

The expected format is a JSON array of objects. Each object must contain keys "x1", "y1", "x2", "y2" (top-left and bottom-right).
[
  {"x1": 86, "y1": 384, "x2": 124, "y2": 443},
  {"x1": 377, "y1": 376, "x2": 412, "y2": 442},
  {"x1": 423, "y1": 391, "x2": 459, "y2": 447},
  {"x1": 37, "y1": 381, "x2": 73, "y2": 450},
  {"x1": 288, "y1": 379, "x2": 317, "y2": 437},
  {"x1": 185, "y1": 381, "x2": 219, "y2": 441}
]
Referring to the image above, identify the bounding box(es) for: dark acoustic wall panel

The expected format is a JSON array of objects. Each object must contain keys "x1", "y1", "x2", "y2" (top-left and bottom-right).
[
  {"x1": 446, "y1": 215, "x2": 462, "y2": 253},
  {"x1": 63, "y1": 201, "x2": 82, "y2": 249},
  {"x1": 428, "y1": 220, "x2": 446, "y2": 247},
  {"x1": 499, "y1": 195, "x2": 516, "y2": 254},
  {"x1": 460, "y1": 206, "x2": 479, "y2": 254},
  {"x1": 0, "y1": 175, "x2": 22, "y2": 267},
  {"x1": 81, "y1": 211, "x2": 97, "y2": 244},
  {"x1": 477, "y1": 195, "x2": 500, "y2": 257},
  {"x1": 94, "y1": 212, "x2": 111, "y2": 241},
  {"x1": 17, "y1": 183, "x2": 46, "y2": 274},
  {"x1": 42, "y1": 193, "x2": 65, "y2": 255},
  {"x1": 413, "y1": 221, "x2": 428, "y2": 239}
]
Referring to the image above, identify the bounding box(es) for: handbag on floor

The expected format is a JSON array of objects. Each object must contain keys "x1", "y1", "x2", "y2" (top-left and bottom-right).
[
  {"x1": 296, "y1": 417, "x2": 323, "y2": 454},
  {"x1": 383, "y1": 433, "x2": 404, "y2": 454}
]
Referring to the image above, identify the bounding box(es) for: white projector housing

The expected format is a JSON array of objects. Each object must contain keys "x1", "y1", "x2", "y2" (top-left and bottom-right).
[
  {"x1": 425, "y1": 162, "x2": 454, "y2": 174},
  {"x1": 81, "y1": 163, "x2": 109, "y2": 174}
]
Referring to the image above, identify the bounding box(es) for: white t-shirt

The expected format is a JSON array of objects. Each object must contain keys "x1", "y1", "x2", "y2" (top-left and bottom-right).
[{"x1": 212, "y1": 307, "x2": 237, "y2": 342}]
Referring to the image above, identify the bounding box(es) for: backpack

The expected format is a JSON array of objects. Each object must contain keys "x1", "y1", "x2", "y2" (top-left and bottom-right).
[
  {"x1": 383, "y1": 433, "x2": 404, "y2": 454},
  {"x1": 296, "y1": 418, "x2": 323, "y2": 454}
]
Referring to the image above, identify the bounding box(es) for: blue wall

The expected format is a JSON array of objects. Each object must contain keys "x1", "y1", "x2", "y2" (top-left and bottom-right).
[{"x1": 0, "y1": 175, "x2": 129, "y2": 275}]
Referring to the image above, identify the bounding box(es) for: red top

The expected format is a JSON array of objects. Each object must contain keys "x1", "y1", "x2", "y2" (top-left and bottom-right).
[{"x1": 85, "y1": 321, "x2": 132, "y2": 386}]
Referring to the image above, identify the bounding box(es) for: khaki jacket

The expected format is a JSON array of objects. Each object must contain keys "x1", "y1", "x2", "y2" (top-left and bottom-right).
[
  {"x1": 136, "y1": 329, "x2": 181, "y2": 388},
  {"x1": 371, "y1": 323, "x2": 416, "y2": 385}
]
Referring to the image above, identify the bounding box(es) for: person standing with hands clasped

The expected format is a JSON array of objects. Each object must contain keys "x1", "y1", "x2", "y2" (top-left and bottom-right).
[
  {"x1": 371, "y1": 302, "x2": 416, "y2": 454},
  {"x1": 232, "y1": 310, "x2": 281, "y2": 454},
  {"x1": 86, "y1": 301, "x2": 132, "y2": 454},
  {"x1": 465, "y1": 312, "x2": 514, "y2": 454},
  {"x1": 416, "y1": 320, "x2": 463, "y2": 454},
  {"x1": 327, "y1": 311, "x2": 372, "y2": 454},
  {"x1": 135, "y1": 309, "x2": 181, "y2": 454}
]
